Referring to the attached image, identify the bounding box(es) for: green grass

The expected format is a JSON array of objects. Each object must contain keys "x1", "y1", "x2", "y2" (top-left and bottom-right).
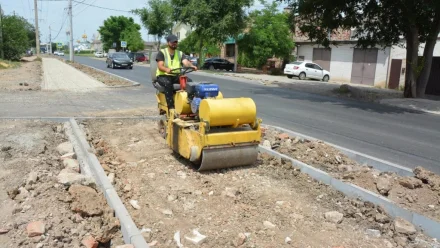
[{"x1": 0, "y1": 59, "x2": 21, "y2": 69}]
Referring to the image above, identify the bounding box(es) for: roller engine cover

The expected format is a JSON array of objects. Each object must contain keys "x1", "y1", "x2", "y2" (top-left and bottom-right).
[
  {"x1": 186, "y1": 82, "x2": 219, "y2": 99},
  {"x1": 196, "y1": 83, "x2": 219, "y2": 98},
  {"x1": 185, "y1": 82, "x2": 220, "y2": 114}
]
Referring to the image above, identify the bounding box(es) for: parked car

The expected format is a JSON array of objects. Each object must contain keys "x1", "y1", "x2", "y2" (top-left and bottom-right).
[
  {"x1": 106, "y1": 52, "x2": 133, "y2": 69},
  {"x1": 284, "y1": 61, "x2": 330, "y2": 82},
  {"x1": 57, "y1": 51, "x2": 64, "y2": 56},
  {"x1": 126, "y1": 52, "x2": 148, "y2": 62},
  {"x1": 94, "y1": 51, "x2": 104, "y2": 58},
  {"x1": 189, "y1": 56, "x2": 198, "y2": 66},
  {"x1": 202, "y1": 58, "x2": 234, "y2": 71},
  {"x1": 135, "y1": 53, "x2": 147, "y2": 62}
]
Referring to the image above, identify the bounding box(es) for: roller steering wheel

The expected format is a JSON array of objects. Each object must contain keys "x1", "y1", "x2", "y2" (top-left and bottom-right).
[{"x1": 169, "y1": 67, "x2": 195, "y2": 75}]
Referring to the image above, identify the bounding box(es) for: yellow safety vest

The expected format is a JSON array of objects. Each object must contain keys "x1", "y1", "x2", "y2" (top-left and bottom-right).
[{"x1": 156, "y1": 48, "x2": 183, "y2": 76}]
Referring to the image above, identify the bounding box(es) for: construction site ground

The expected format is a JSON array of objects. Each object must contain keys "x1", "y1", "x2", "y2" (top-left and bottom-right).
[
  {"x1": 1, "y1": 56, "x2": 439, "y2": 248},
  {"x1": 82, "y1": 118, "x2": 436, "y2": 248},
  {"x1": 0, "y1": 119, "x2": 124, "y2": 247},
  {"x1": 262, "y1": 128, "x2": 440, "y2": 224},
  {"x1": 0, "y1": 56, "x2": 42, "y2": 91}
]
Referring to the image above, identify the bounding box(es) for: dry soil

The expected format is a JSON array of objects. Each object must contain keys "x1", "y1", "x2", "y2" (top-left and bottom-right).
[
  {"x1": 82, "y1": 118, "x2": 436, "y2": 248},
  {"x1": 0, "y1": 59, "x2": 42, "y2": 91},
  {"x1": 0, "y1": 119, "x2": 124, "y2": 247},
  {"x1": 261, "y1": 127, "x2": 440, "y2": 224}
]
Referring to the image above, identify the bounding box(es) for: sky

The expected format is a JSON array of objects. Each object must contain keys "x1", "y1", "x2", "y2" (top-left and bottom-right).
[{"x1": 0, "y1": 0, "x2": 287, "y2": 45}]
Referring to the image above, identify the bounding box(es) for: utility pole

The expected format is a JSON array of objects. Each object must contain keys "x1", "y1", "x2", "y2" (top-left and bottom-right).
[
  {"x1": 0, "y1": 4, "x2": 4, "y2": 59},
  {"x1": 34, "y1": 0, "x2": 40, "y2": 56},
  {"x1": 68, "y1": 0, "x2": 74, "y2": 62}
]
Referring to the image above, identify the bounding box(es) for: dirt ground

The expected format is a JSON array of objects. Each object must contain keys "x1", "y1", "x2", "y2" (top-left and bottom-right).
[
  {"x1": 73, "y1": 107, "x2": 158, "y2": 118},
  {"x1": 83, "y1": 118, "x2": 436, "y2": 248},
  {"x1": 0, "y1": 59, "x2": 42, "y2": 91},
  {"x1": 67, "y1": 61, "x2": 133, "y2": 87},
  {"x1": 0, "y1": 120, "x2": 124, "y2": 247},
  {"x1": 261, "y1": 127, "x2": 440, "y2": 224}
]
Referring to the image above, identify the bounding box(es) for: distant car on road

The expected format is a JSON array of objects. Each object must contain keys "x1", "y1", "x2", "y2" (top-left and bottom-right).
[
  {"x1": 57, "y1": 51, "x2": 64, "y2": 56},
  {"x1": 106, "y1": 52, "x2": 133, "y2": 69},
  {"x1": 284, "y1": 61, "x2": 330, "y2": 82},
  {"x1": 202, "y1": 58, "x2": 234, "y2": 71},
  {"x1": 94, "y1": 51, "x2": 104, "y2": 58}
]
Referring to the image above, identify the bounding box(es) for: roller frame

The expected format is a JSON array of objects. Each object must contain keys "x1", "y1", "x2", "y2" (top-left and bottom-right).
[
  {"x1": 163, "y1": 114, "x2": 262, "y2": 171},
  {"x1": 151, "y1": 55, "x2": 262, "y2": 171}
]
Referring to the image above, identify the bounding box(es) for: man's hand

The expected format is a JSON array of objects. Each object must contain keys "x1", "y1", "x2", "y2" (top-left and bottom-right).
[
  {"x1": 192, "y1": 66, "x2": 198, "y2": 71},
  {"x1": 165, "y1": 67, "x2": 172, "y2": 74}
]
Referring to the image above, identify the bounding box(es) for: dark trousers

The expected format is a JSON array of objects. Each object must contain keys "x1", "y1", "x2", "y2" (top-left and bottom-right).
[{"x1": 157, "y1": 75, "x2": 179, "y2": 109}]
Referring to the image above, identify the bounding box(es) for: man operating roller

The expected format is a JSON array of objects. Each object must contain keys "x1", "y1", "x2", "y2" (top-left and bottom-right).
[{"x1": 156, "y1": 34, "x2": 197, "y2": 117}]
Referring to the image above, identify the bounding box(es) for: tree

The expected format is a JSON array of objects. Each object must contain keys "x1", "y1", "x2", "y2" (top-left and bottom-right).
[
  {"x1": 24, "y1": 20, "x2": 36, "y2": 48},
  {"x1": 132, "y1": 0, "x2": 173, "y2": 51},
  {"x1": 178, "y1": 31, "x2": 221, "y2": 57},
  {"x1": 121, "y1": 26, "x2": 145, "y2": 51},
  {"x1": 171, "y1": 0, "x2": 253, "y2": 64},
  {"x1": 1, "y1": 15, "x2": 31, "y2": 60},
  {"x1": 279, "y1": 0, "x2": 440, "y2": 98},
  {"x1": 238, "y1": 2, "x2": 294, "y2": 69},
  {"x1": 98, "y1": 16, "x2": 143, "y2": 51}
]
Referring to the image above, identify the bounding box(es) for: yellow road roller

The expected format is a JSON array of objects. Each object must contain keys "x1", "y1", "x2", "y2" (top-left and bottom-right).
[{"x1": 150, "y1": 52, "x2": 262, "y2": 171}]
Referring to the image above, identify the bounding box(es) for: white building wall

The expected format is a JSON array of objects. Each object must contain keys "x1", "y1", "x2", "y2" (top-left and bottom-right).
[
  {"x1": 374, "y1": 47, "x2": 391, "y2": 88},
  {"x1": 172, "y1": 23, "x2": 193, "y2": 41},
  {"x1": 434, "y1": 41, "x2": 440, "y2": 56},
  {"x1": 297, "y1": 45, "x2": 313, "y2": 62},
  {"x1": 297, "y1": 44, "x2": 388, "y2": 86},
  {"x1": 328, "y1": 45, "x2": 354, "y2": 83}
]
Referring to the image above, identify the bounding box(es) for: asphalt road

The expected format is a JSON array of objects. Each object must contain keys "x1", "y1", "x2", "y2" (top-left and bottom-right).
[{"x1": 72, "y1": 56, "x2": 440, "y2": 173}]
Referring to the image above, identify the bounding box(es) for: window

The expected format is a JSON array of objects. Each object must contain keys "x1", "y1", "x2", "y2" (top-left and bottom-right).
[
  {"x1": 177, "y1": 32, "x2": 180, "y2": 40},
  {"x1": 313, "y1": 64, "x2": 322, "y2": 70},
  {"x1": 226, "y1": 44, "x2": 235, "y2": 57},
  {"x1": 298, "y1": 56, "x2": 305, "y2": 61},
  {"x1": 305, "y1": 63, "x2": 314, "y2": 68}
]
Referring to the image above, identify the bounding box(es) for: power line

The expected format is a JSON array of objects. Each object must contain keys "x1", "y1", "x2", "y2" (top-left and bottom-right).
[
  {"x1": 52, "y1": 9, "x2": 68, "y2": 40},
  {"x1": 27, "y1": 0, "x2": 32, "y2": 20},
  {"x1": 73, "y1": 0, "x2": 86, "y2": 7},
  {"x1": 74, "y1": 0, "x2": 97, "y2": 17},
  {"x1": 71, "y1": 0, "x2": 131, "y2": 12},
  {"x1": 38, "y1": 0, "x2": 132, "y2": 13}
]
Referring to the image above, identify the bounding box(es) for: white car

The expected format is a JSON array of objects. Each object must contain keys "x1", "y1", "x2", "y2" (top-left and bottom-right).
[
  {"x1": 58, "y1": 51, "x2": 64, "y2": 56},
  {"x1": 284, "y1": 61, "x2": 330, "y2": 82},
  {"x1": 94, "y1": 52, "x2": 104, "y2": 58}
]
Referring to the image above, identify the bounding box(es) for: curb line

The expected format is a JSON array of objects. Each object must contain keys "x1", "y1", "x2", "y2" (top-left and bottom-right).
[
  {"x1": 68, "y1": 118, "x2": 149, "y2": 248},
  {"x1": 264, "y1": 124, "x2": 414, "y2": 177},
  {"x1": 258, "y1": 145, "x2": 440, "y2": 240}
]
